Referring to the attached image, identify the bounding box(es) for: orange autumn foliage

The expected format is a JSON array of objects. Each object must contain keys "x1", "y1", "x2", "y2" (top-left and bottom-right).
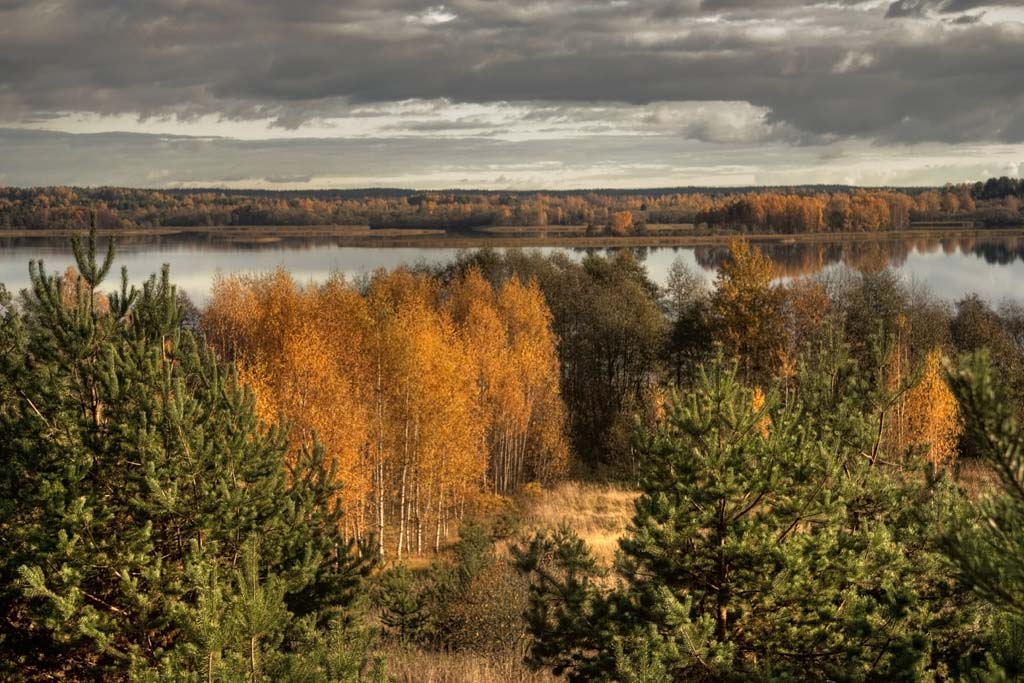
[
  {"x1": 712, "y1": 240, "x2": 786, "y2": 380},
  {"x1": 448, "y1": 268, "x2": 569, "y2": 494},
  {"x1": 609, "y1": 211, "x2": 634, "y2": 235},
  {"x1": 204, "y1": 266, "x2": 568, "y2": 558},
  {"x1": 902, "y1": 349, "x2": 961, "y2": 465}
]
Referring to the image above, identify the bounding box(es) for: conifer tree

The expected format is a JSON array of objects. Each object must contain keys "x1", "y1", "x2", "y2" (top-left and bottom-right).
[
  {"x1": 938, "y1": 352, "x2": 1024, "y2": 681},
  {"x1": 944, "y1": 351, "x2": 1024, "y2": 612},
  {"x1": 0, "y1": 230, "x2": 374, "y2": 682},
  {"x1": 516, "y1": 353, "x2": 989, "y2": 682}
]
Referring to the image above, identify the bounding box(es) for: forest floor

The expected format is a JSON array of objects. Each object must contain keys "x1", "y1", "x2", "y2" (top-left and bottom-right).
[
  {"x1": 383, "y1": 649, "x2": 557, "y2": 683},
  {"x1": 374, "y1": 461, "x2": 998, "y2": 683},
  {"x1": 515, "y1": 481, "x2": 637, "y2": 566},
  {"x1": 378, "y1": 481, "x2": 635, "y2": 683},
  {"x1": 7, "y1": 224, "x2": 1024, "y2": 248}
]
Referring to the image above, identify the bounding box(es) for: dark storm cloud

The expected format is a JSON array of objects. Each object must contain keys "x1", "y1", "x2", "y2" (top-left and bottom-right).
[
  {"x1": 949, "y1": 12, "x2": 986, "y2": 22},
  {"x1": 700, "y1": 0, "x2": 869, "y2": 9},
  {"x1": 0, "y1": 0, "x2": 1023, "y2": 145},
  {"x1": 886, "y1": 0, "x2": 1023, "y2": 16}
]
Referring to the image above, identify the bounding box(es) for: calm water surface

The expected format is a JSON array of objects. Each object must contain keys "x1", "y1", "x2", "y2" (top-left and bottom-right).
[{"x1": 2, "y1": 233, "x2": 1024, "y2": 306}]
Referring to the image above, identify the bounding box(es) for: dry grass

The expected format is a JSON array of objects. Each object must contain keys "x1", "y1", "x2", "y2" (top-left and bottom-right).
[
  {"x1": 645, "y1": 223, "x2": 697, "y2": 232},
  {"x1": 383, "y1": 648, "x2": 556, "y2": 683},
  {"x1": 518, "y1": 481, "x2": 637, "y2": 566},
  {"x1": 475, "y1": 225, "x2": 587, "y2": 235},
  {"x1": 955, "y1": 457, "x2": 1001, "y2": 500}
]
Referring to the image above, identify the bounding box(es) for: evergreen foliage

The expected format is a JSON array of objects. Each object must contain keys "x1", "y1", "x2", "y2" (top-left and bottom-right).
[
  {"x1": 515, "y1": 353, "x2": 989, "y2": 682},
  {"x1": 374, "y1": 519, "x2": 528, "y2": 655},
  {"x1": 944, "y1": 351, "x2": 1024, "y2": 611},
  {"x1": 0, "y1": 230, "x2": 376, "y2": 682}
]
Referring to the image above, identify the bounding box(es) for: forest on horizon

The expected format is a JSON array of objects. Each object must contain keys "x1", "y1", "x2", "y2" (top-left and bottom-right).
[{"x1": 2, "y1": 175, "x2": 1023, "y2": 234}]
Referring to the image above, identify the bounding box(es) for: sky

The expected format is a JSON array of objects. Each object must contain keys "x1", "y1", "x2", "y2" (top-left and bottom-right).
[{"x1": 1, "y1": 0, "x2": 1024, "y2": 190}]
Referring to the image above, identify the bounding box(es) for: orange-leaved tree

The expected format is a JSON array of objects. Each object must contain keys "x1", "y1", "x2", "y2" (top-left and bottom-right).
[{"x1": 205, "y1": 265, "x2": 568, "y2": 557}]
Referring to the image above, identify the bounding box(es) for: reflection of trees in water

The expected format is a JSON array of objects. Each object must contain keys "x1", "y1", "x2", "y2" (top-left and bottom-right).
[
  {"x1": 971, "y1": 238, "x2": 1024, "y2": 265},
  {"x1": 690, "y1": 242, "x2": 911, "y2": 277},
  {"x1": 6, "y1": 234, "x2": 1024, "y2": 277},
  {"x1": 686, "y1": 237, "x2": 1024, "y2": 277},
  {"x1": 572, "y1": 246, "x2": 654, "y2": 262}
]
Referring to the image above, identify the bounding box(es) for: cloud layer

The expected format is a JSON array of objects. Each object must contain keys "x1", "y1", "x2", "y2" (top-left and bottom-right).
[{"x1": 2, "y1": 0, "x2": 1023, "y2": 187}]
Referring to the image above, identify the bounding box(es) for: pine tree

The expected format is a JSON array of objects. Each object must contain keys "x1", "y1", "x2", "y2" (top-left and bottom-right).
[
  {"x1": 0, "y1": 230, "x2": 374, "y2": 682},
  {"x1": 375, "y1": 566, "x2": 431, "y2": 646},
  {"x1": 944, "y1": 351, "x2": 1024, "y2": 612},
  {"x1": 516, "y1": 353, "x2": 990, "y2": 682},
  {"x1": 938, "y1": 351, "x2": 1024, "y2": 681}
]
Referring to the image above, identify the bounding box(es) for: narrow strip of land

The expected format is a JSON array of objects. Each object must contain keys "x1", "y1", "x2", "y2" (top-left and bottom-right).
[{"x1": 5, "y1": 224, "x2": 1024, "y2": 248}]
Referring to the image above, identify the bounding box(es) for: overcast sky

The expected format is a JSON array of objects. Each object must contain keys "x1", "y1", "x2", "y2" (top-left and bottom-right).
[{"x1": 2, "y1": 0, "x2": 1023, "y2": 189}]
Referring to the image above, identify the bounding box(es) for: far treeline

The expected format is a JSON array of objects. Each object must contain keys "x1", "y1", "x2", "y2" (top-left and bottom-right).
[
  {"x1": 10, "y1": 234, "x2": 1024, "y2": 680},
  {"x1": 1, "y1": 175, "x2": 1023, "y2": 233}
]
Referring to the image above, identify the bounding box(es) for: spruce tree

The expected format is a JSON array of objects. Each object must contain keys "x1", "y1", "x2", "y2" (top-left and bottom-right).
[{"x1": 0, "y1": 231, "x2": 375, "y2": 682}]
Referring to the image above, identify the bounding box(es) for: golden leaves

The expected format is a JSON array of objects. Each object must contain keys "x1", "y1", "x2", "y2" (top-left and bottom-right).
[
  {"x1": 448, "y1": 269, "x2": 569, "y2": 494},
  {"x1": 712, "y1": 240, "x2": 786, "y2": 381},
  {"x1": 609, "y1": 211, "x2": 634, "y2": 235},
  {"x1": 902, "y1": 348, "x2": 962, "y2": 465},
  {"x1": 205, "y1": 265, "x2": 569, "y2": 554},
  {"x1": 751, "y1": 386, "x2": 771, "y2": 438}
]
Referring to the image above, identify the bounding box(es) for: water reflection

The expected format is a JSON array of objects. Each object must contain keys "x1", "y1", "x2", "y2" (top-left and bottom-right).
[
  {"x1": 2, "y1": 233, "x2": 1024, "y2": 306},
  {"x1": 688, "y1": 236, "x2": 1024, "y2": 275}
]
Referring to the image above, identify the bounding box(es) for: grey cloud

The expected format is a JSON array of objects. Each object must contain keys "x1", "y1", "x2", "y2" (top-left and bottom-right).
[
  {"x1": 886, "y1": 0, "x2": 931, "y2": 16},
  {"x1": 886, "y1": 0, "x2": 1022, "y2": 16},
  {"x1": 701, "y1": 0, "x2": 871, "y2": 9},
  {"x1": 0, "y1": 0, "x2": 1023, "y2": 147},
  {"x1": 948, "y1": 11, "x2": 986, "y2": 22},
  {"x1": 382, "y1": 119, "x2": 503, "y2": 133},
  {"x1": 0, "y1": 127, "x2": 1015, "y2": 189},
  {"x1": 264, "y1": 174, "x2": 314, "y2": 184},
  {"x1": 943, "y1": 0, "x2": 1024, "y2": 11}
]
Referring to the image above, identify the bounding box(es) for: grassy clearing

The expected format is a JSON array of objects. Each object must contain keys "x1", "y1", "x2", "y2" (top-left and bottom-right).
[
  {"x1": 382, "y1": 648, "x2": 557, "y2": 683},
  {"x1": 955, "y1": 457, "x2": 1000, "y2": 499},
  {"x1": 517, "y1": 481, "x2": 637, "y2": 566}
]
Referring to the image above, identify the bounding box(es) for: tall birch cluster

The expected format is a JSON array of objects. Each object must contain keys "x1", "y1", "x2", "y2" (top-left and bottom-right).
[{"x1": 204, "y1": 266, "x2": 568, "y2": 558}]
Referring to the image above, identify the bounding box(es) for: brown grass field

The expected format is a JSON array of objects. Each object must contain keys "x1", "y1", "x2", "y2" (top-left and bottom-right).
[
  {"x1": 517, "y1": 481, "x2": 637, "y2": 566},
  {"x1": 373, "y1": 466, "x2": 1005, "y2": 682},
  {"x1": 383, "y1": 649, "x2": 557, "y2": 683}
]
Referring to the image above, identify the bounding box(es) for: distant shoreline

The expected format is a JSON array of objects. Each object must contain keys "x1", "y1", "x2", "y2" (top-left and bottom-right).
[{"x1": 3, "y1": 224, "x2": 1024, "y2": 249}]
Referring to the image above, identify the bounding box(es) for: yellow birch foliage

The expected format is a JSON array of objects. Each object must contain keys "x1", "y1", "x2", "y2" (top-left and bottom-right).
[
  {"x1": 902, "y1": 349, "x2": 962, "y2": 465},
  {"x1": 60, "y1": 265, "x2": 111, "y2": 314},
  {"x1": 204, "y1": 270, "x2": 373, "y2": 536},
  {"x1": 447, "y1": 269, "x2": 569, "y2": 494},
  {"x1": 495, "y1": 275, "x2": 569, "y2": 488},
  {"x1": 204, "y1": 265, "x2": 568, "y2": 556},
  {"x1": 751, "y1": 387, "x2": 771, "y2": 437},
  {"x1": 712, "y1": 240, "x2": 786, "y2": 380}
]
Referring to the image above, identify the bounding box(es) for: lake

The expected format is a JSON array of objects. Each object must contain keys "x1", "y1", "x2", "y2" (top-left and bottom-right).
[{"x1": 3, "y1": 232, "x2": 1024, "y2": 306}]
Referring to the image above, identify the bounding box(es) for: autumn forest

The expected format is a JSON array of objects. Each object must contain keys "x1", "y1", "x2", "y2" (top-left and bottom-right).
[
  {"x1": 6, "y1": 228, "x2": 1024, "y2": 682},
  {"x1": 7, "y1": 0, "x2": 1024, "y2": 676},
  {"x1": 3, "y1": 176, "x2": 1024, "y2": 236}
]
